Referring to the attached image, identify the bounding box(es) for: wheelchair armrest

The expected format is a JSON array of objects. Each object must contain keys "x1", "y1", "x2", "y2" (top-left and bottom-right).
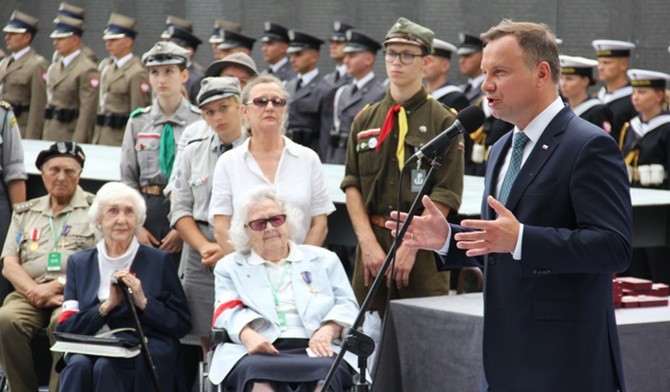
[{"x1": 209, "y1": 327, "x2": 231, "y2": 345}]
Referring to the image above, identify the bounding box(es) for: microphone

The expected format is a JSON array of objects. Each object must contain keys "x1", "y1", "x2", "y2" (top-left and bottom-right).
[{"x1": 407, "y1": 105, "x2": 485, "y2": 163}]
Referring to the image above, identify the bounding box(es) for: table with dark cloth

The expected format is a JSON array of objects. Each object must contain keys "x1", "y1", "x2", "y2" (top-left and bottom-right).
[{"x1": 372, "y1": 293, "x2": 670, "y2": 392}]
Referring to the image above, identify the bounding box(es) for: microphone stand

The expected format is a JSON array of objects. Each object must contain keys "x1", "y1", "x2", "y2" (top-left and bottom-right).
[
  {"x1": 322, "y1": 152, "x2": 446, "y2": 391},
  {"x1": 117, "y1": 280, "x2": 163, "y2": 392}
]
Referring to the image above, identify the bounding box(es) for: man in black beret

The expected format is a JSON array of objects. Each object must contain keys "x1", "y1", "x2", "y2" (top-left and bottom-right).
[{"x1": 0, "y1": 141, "x2": 96, "y2": 391}]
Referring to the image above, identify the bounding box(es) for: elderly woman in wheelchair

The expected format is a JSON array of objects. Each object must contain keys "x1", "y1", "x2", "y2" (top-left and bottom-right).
[{"x1": 208, "y1": 186, "x2": 360, "y2": 391}]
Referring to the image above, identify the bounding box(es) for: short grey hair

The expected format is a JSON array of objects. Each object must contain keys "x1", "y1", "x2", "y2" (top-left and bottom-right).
[
  {"x1": 240, "y1": 74, "x2": 289, "y2": 135},
  {"x1": 88, "y1": 182, "x2": 147, "y2": 239},
  {"x1": 228, "y1": 185, "x2": 302, "y2": 253}
]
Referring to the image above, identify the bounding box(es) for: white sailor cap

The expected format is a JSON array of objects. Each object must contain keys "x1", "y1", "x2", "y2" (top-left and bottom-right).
[
  {"x1": 432, "y1": 38, "x2": 457, "y2": 59},
  {"x1": 560, "y1": 55, "x2": 598, "y2": 75},
  {"x1": 591, "y1": 39, "x2": 635, "y2": 57},
  {"x1": 627, "y1": 69, "x2": 670, "y2": 89}
]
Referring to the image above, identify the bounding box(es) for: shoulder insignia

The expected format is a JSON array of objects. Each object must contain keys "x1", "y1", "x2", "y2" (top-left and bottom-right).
[
  {"x1": 130, "y1": 106, "x2": 151, "y2": 118},
  {"x1": 0, "y1": 100, "x2": 11, "y2": 110},
  {"x1": 187, "y1": 137, "x2": 207, "y2": 146},
  {"x1": 13, "y1": 199, "x2": 38, "y2": 213}
]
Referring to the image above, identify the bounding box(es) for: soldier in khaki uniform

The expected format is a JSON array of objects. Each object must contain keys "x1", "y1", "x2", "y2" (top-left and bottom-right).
[
  {"x1": 341, "y1": 18, "x2": 464, "y2": 319},
  {"x1": 93, "y1": 13, "x2": 150, "y2": 146},
  {"x1": 0, "y1": 141, "x2": 95, "y2": 392},
  {"x1": 44, "y1": 15, "x2": 99, "y2": 143},
  {"x1": 53, "y1": 2, "x2": 98, "y2": 64},
  {"x1": 0, "y1": 11, "x2": 48, "y2": 140},
  {"x1": 121, "y1": 41, "x2": 201, "y2": 268}
]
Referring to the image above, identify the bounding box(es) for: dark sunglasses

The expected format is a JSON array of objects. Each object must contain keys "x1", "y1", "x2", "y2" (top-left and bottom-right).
[
  {"x1": 246, "y1": 214, "x2": 287, "y2": 231},
  {"x1": 248, "y1": 97, "x2": 288, "y2": 108}
]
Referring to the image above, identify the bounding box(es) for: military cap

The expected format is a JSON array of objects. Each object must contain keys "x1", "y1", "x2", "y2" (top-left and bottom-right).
[
  {"x1": 205, "y1": 52, "x2": 259, "y2": 78},
  {"x1": 163, "y1": 25, "x2": 203, "y2": 49},
  {"x1": 457, "y1": 32, "x2": 483, "y2": 55},
  {"x1": 209, "y1": 19, "x2": 242, "y2": 44},
  {"x1": 3, "y1": 10, "x2": 38, "y2": 35},
  {"x1": 432, "y1": 38, "x2": 457, "y2": 59},
  {"x1": 384, "y1": 17, "x2": 434, "y2": 55},
  {"x1": 217, "y1": 29, "x2": 256, "y2": 51},
  {"x1": 261, "y1": 21, "x2": 290, "y2": 43},
  {"x1": 141, "y1": 41, "x2": 190, "y2": 67},
  {"x1": 627, "y1": 69, "x2": 670, "y2": 89},
  {"x1": 35, "y1": 141, "x2": 86, "y2": 170},
  {"x1": 559, "y1": 55, "x2": 598, "y2": 77},
  {"x1": 330, "y1": 21, "x2": 354, "y2": 42},
  {"x1": 287, "y1": 30, "x2": 324, "y2": 53},
  {"x1": 592, "y1": 39, "x2": 635, "y2": 58},
  {"x1": 197, "y1": 76, "x2": 241, "y2": 107},
  {"x1": 164, "y1": 15, "x2": 193, "y2": 33},
  {"x1": 57, "y1": 2, "x2": 85, "y2": 20},
  {"x1": 103, "y1": 13, "x2": 137, "y2": 40},
  {"x1": 343, "y1": 29, "x2": 381, "y2": 54},
  {"x1": 50, "y1": 15, "x2": 84, "y2": 38}
]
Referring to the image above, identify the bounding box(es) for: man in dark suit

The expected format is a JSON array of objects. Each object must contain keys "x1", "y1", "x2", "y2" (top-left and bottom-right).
[{"x1": 388, "y1": 20, "x2": 632, "y2": 392}]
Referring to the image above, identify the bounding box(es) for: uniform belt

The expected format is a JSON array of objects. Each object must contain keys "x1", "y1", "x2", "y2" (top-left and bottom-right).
[
  {"x1": 45, "y1": 107, "x2": 78, "y2": 122},
  {"x1": 139, "y1": 184, "x2": 164, "y2": 196},
  {"x1": 96, "y1": 112, "x2": 129, "y2": 129},
  {"x1": 9, "y1": 103, "x2": 28, "y2": 117},
  {"x1": 369, "y1": 215, "x2": 386, "y2": 229}
]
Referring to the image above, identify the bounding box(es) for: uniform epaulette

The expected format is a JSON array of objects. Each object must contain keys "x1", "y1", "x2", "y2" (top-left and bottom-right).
[
  {"x1": 0, "y1": 100, "x2": 11, "y2": 110},
  {"x1": 187, "y1": 137, "x2": 207, "y2": 146},
  {"x1": 13, "y1": 199, "x2": 38, "y2": 213},
  {"x1": 130, "y1": 106, "x2": 151, "y2": 118}
]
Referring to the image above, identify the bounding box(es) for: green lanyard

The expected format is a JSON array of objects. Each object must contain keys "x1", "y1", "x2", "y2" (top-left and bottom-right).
[
  {"x1": 268, "y1": 262, "x2": 291, "y2": 330},
  {"x1": 49, "y1": 212, "x2": 71, "y2": 252}
]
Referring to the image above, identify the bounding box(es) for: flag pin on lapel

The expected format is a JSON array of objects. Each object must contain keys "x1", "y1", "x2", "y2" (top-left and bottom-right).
[{"x1": 541, "y1": 144, "x2": 549, "y2": 150}]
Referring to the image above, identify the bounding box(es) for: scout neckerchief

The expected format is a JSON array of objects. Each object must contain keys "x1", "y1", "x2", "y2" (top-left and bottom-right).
[
  {"x1": 159, "y1": 122, "x2": 175, "y2": 179},
  {"x1": 376, "y1": 104, "x2": 408, "y2": 170}
]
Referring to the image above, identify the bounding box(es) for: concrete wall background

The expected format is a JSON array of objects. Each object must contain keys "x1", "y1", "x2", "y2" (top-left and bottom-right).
[{"x1": 2, "y1": 0, "x2": 669, "y2": 86}]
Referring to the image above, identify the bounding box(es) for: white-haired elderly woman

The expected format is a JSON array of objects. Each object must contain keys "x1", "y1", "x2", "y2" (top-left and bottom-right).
[
  {"x1": 208, "y1": 74, "x2": 335, "y2": 259},
  {"x1": 56, "y1": 182, "x2": 191, "y2": 392},
  {"x1": 209, "y1": 186, "x2": 359, "y2": 392}
]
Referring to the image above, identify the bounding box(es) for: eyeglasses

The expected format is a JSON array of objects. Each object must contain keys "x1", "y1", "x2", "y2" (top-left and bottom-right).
[
  {"x1": 383, "y1": 50, "x2": 424, "y2": 65},
  {"x1": 246, "y1": 214, "x2": 287, "y2": 231},
  {"x1": 247, "y1": 97, "x2": 288, "y2": 108}
]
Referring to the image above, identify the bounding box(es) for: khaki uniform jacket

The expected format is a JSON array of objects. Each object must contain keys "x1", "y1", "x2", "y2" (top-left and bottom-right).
[
  {"x1": 43, "y1": 52, "x2": 100, "y2": 143},
  {"x1": 0, "y1": 103, "x2": 28, "y2": 184},
  {"x1": 93, "y1": 55, "x2": 151, "y2": 146},
  {"x1": 0, "y1": 186, "x2": 95, "y2": 283},
  {"x1": 120, "y1": 99, "x2": 201, "y2": 189},
  {"x1": 0, "y1": 48, "x2": 48, "y2": 140}
]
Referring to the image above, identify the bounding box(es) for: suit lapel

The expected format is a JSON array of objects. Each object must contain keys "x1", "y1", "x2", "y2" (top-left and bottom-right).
[
  {"x1": 234, "y1": 261, "x2": 276, "y2": 318},
  {"x1": 503, "y1": 107, "x2": 572, "y2": 211}
]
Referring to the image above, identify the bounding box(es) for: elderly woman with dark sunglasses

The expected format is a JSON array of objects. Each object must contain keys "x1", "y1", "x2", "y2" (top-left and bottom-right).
[
  {"x1": 209, "y1": 186, "x2": 359, "y2": 391},
  {"x1": 208, "y1": 74, "x2": 335, "y2": 258}
]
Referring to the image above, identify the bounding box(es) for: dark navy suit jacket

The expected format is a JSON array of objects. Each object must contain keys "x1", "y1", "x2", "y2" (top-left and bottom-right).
[
  {"x1": 57, "y1": 245, "x2": 191, "y2": 391},
  {"x1": 438, "y1": 107, "x2": 632, "y2": 391}
]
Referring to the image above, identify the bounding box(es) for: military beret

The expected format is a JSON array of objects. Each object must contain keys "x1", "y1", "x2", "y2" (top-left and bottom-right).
[
  {"x1": 35, "y1": 141, "x2": 85, "y2": 170},
  {"x1": 3, "y1": 10, "x2": 39, "y2": 35},
  {"x1": 142, "y1": 41, "x2": 190, "y2": 67},
  {"x1": 197, "y1": 77, "x2": 241, "y2": 107},
  {"x1": 384, "y1": 17, "x2": 434, "y2": 55}
]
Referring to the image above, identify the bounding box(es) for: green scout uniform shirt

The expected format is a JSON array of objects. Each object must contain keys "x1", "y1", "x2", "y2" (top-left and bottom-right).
[
  {"x1": 341, "y1": 87, "x2": 464, "y2": 216},
  {"x1": 1, "y1": 186, "x2": 95, "y2": 283}
]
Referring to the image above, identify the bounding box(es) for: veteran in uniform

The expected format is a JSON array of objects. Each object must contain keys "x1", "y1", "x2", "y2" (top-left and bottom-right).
[
  {"x1": 120, "y1": 41, "x2": 201, "y2": 269},
  {"x1": 341, "y1": 18, "x2": 464, "y2": 319},
  {"x1": 0, "y1": 11, "x2": 48, "y2": 140},
  {"x1": 53, "y1": 2, "x2": 98, "y2": 64},
  {"x1": 161, "y1": 15, "x2": 205, "y2": 105},
  {"x1": 260, "y1": 21, "x2": 296, "y2": 83},
  {"x1": 170, "y1": 77, "x2": 245, "y2": 358},
  {"x1": 285, "y1": 29, "x2": 335, "y2": 155},
  {"x1": 93, "y1": 13, "x2": 150, "y2": 146},
  {"x1": 208, "y1": 18, "x2": 242, "y2": 61},
  {"x1": 592, "y1": 39, "x2": 638, "y2": 143},
  {"x1": 0, "y1": 103, "x2": 27, "y2": 301},
  {"x1": 324, "y1": 21, "x2": 354, "y2": 88},
  {"x1": 423, "y1": 38, "x2": 469, "y2": 112},
  {"x1": 0, "y1": 141, "x2": 95, "y2": 392},
  {"x1": 43, "y1": 15, "x2": 99, "y2": 143},
  {"x1": 325, "y1": 29, "x2": 385, "y2": 164},
  {"x1": 559, "y1": 55, "x2": 613, "y2": 132}
]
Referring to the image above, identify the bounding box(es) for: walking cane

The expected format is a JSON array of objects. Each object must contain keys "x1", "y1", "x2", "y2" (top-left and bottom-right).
[{"x1": 117, "y1": 280, "x2": 163, "y2": 392}]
